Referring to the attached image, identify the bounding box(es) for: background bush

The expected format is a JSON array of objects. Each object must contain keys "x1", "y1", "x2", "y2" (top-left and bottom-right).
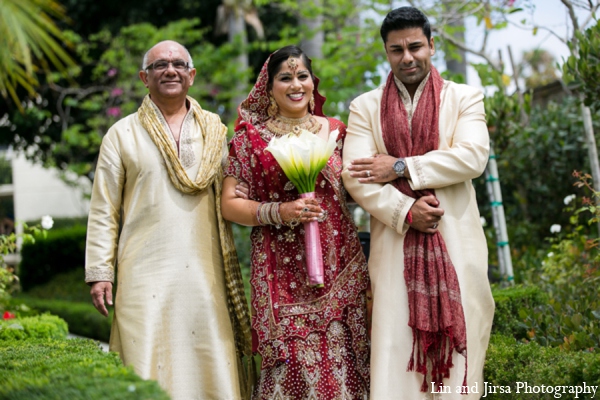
[
  {"x1": 17, "y1": 295, "x2": 111, "y2": 342},
  {"x1": 484, "y1": 334, "x2": 600, "y2": 399},
  {"x1": 0, "y1": 338, "x2": 169, "y2": 400},
  {"x1": 491, "y1": 285, "x2": 546, "y2": 340},
  {"x1": 19, "y1": 225, "x2": 86, "y2": 291},
  {"x1": 0, "y1": 314, "x2": 68, "y2": 341}
]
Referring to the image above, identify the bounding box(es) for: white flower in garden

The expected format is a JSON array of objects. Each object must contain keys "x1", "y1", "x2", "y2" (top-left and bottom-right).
[
  {"x1": 563, "y1": 194, "x2": 576, "y2": 205},
  {"x1": 547, "y1": 252, "x2": 554, "y2": 258},
  {"x1": 266, "y1": 129, "x2": 338, "y2": 193},
  {"x1": 41, "y1": 215, "x2": 54, "y2": 230},
  {"x1": 480, "y1": 216, "x2": 487, "y2": 226},
  {"x1": 550, "y1": 224, "x2": 561, "y2": 234}
]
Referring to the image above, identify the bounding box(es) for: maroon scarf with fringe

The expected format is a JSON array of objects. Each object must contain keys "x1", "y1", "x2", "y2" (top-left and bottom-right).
[{"x1": 380, "y1": 67, "x2": 467, "y2": 392}]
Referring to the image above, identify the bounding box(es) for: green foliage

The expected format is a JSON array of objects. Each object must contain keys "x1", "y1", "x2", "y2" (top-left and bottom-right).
[
  {"x1": 19, "y1": 225, "x2": 86, "y2": 291},
  {"x1": 2, "y1": 18, "x2": 250, "y2": 183},
  {"x1": 0, "y1": 153, "x2": 11, "y2": 185},
  {"x1": 476, "y1": 93, "x2": 600, "y2": 258},
  {"x1": 0, "y1": 314, "x2": 67, "y2": 341},
  {"x1": 17, "y1": 296, "x2": 112, "y2": 342},
  {"x1": 0, "y1": 338, "x2": 169, "y2": 399},
  {"x1": 25, "y1": 269, "x2": 90, "y2": 302},
  {"x1": 519, "y1": 175, "x2": 600, "y2": 351},
  {"x1": 0, "y1": 0, "x2": 76, "y2": 109},
  {"x1": 563, "y1": 20, "x2": 600, "y2": 112},
  {"x1": 491, "y1": 285, "x2": 546, "y2": 340},
  {"x1": 1, "y1": 222, "x2": 47, "y2": 312},
  {"x1": 232, "y1": 224, "x2": 252, "y2": 305},
  {"x1": 484, "y1": 334, "x2": 600, "y2": 399}
]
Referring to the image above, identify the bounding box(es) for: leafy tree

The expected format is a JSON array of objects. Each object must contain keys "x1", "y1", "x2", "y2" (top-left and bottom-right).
[
  {"x1": 0, "y1": 19, "x2": 248, "y2": 184},
  {"x1": 563, "y1": 20, "x2": 600, "y2": 112},
  {"x1": 0, "y1": 0, "x2": 76, "y2": 109}
]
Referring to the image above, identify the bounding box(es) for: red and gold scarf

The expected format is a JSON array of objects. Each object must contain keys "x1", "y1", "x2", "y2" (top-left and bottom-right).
[{"x1": 380, "y1": 67, "x2": 467, "y2": 392}]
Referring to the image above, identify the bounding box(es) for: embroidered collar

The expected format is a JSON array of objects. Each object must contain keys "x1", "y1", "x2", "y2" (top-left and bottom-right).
[{"x1": 393, "y1": 72, "x2": 431, "y2": 127}]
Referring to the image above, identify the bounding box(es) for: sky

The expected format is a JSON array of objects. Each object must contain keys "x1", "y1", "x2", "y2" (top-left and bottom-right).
[
  {"x1": 463, "y1": 0, "x2": 592, "y2": 88},
  {"x1": 393, "y1": 0, "x2": 596, "y2": 89}
]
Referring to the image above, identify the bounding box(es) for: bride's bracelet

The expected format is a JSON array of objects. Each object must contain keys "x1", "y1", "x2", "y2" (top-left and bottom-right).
[{"x1": 256, "y1": 202, "x2": 284, "y2": 227}]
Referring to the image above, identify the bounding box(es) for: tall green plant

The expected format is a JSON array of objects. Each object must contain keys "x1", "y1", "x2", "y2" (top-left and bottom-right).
[
  {"x1": 519, "y1": 171, "x2": 600, "y2": 351},
  {"x1": 563, "y1": 20, "x2": 600, "y2": 112}
]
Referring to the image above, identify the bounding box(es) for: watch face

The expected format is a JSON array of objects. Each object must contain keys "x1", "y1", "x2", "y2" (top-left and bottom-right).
[{"x1": 394, "y1": 159, "x2": 405, "y2": 175}]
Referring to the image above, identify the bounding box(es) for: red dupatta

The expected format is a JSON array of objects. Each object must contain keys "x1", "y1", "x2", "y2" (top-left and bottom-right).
[{"x1": 380, "y1": 67, "x2": 467, "y2": 392}]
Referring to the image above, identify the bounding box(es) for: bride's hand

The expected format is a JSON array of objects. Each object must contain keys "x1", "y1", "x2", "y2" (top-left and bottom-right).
[{"x1": 279, "y1": 198, "x2": 323, "y2": 226}]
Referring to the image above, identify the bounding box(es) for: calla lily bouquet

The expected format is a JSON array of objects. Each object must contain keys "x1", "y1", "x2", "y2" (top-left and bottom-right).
[
  {"x1": 266, "y1": 129, "x2": 338, "y2": 194},
  {"x1": 266, "y1": 129, "x2": 339, "y2": 287}
]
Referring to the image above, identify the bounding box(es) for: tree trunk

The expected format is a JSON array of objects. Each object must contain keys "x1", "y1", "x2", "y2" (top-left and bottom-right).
[
  {"x1": 229, "y1": 9, "x2": 248, "y2": 120},
  {"x1": 580, "y1": 97, "x2": 600, "y2": 234},
  {"x1": 441, "y1": 0, "x2": 467, "y2": 81},
  {"x1": 298, "y1": 0, "x2": 324, "y2": 59}
]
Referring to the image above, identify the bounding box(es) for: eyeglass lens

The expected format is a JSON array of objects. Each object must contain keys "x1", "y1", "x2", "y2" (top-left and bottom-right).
[{"x1": 148, "y1": 60, "x2": 188, "y2": 71}]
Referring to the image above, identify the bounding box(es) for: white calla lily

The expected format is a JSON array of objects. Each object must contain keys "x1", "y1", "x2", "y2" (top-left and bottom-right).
[{"x1": 266, "y1": 129, "x2": 338, "y2": 193}]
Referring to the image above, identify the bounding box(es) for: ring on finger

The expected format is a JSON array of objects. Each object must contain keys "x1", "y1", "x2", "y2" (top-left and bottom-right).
[
  {"x1": 432, "y1": 223, "x2": 438, "y2": 229},
  {"x1": 303, "y1": 207, "x2": 309, "y2": 212},
  {"x1": 366, "y1": 170, "x2": 371, "y2": 177}
]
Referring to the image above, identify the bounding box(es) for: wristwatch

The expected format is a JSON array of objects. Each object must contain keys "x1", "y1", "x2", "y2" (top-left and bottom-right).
[{"x1": 393, "y1": 158, "x2": 406, "y2": 177}]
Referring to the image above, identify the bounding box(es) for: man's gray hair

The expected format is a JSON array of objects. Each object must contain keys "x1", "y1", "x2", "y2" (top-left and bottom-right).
[{"x1": 141, "y1": 41, "x2": 194, "y2": 70}]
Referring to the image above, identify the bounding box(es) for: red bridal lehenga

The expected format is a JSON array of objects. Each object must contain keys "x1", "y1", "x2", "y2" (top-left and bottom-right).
[{"x1": 225, "y1": 57, "x2": 370, "y2": 399}]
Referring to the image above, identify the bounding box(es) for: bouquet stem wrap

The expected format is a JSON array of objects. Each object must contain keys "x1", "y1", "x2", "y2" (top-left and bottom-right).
[{"x1": 299, "y1": 191, "x2": 324, "y2": 287}]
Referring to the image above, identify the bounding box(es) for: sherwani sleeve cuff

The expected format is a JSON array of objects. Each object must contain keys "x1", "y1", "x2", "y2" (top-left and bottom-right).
[
  {"x1": 85, "y1": 268, "x2": 115, "y2": 283},
  {"x1": 394, "y1": 195, "x2": 415, "y2": 235},
  {"x1": 405, "y1": 156, "x2": 427, "y2": 191}
]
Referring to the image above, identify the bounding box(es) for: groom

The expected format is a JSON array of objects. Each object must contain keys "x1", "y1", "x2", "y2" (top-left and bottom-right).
[{"x1": 343, "y1": 6, "x2": 495, "y2": 399}]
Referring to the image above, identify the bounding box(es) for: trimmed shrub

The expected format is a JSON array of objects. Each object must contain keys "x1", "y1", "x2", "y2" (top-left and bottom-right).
[
  {"x1": 17, "y1": 296, "x2": 111, "y2": 342},
  {"x1": 491, "y1": 285, "x2": 546, "y2": 339},
  {"x1": 484, "y1": 334, "x2": 600, "y2": 399},
  {"x1": 0, "y1": 314, "x2": 68, "y2": 340},
  {"x1": 24, "y1": 269, "x2": 90, "y2": 302},
  {"x1": 0, "y1": 338, "x2": 169, "y2": 400},
  {"x1": 19, "y1": 225, "x2": 87, "y2": 290}
]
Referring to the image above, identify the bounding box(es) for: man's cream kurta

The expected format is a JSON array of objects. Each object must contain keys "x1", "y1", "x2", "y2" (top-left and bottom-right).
[
  {"x1": 342, "y1": 79, "x2": 495, "y2": 400},
  {"x1": 85, "y1": 109, "x2": 241, "y2": 400}
]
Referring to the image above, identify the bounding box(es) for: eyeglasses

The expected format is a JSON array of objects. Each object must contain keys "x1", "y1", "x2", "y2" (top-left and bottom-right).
[{"x1": 145, "y1": 59, "x2": 191, "y2": 72}]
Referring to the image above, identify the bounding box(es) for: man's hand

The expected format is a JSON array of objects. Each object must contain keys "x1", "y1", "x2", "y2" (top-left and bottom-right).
[
  {"x1": 409, "y1": 195, "x2": 444, "y2": 234},
  {"x1": 348, "y1": 154, "x2": 400, "y2": 183},
  {"x1": 90, "y1": 281, "x2": 113, "y2": 317}
]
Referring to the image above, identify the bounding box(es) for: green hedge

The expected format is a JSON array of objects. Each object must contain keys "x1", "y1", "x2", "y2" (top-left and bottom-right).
[
  {"x1": 0, "y1": 338, "x2": 169, "y2": 400},
  {"x1": 491, "y1": 285, "x2": 546, "y2": 339},
  {"x1": 0, "y1": 314, "x2": 68, "y2": 341},
  {"x1": 484, "y1": 334, "x2": 600, "y2": 399},
  {"x1": 17, "y1": 296, "x2": 111, "y2": 342},
  {"x1": 19, "y1": 225, "x2": 87, "y2": 290},
  {"x1": 24, "y1": 269, "x2": 90, "y2": 303}
]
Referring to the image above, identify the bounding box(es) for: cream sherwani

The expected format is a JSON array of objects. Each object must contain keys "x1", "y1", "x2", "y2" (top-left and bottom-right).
[
  {"x1": 342, "y1": 76, "x2": 495, "y2": 400},
  {"x1": 85, "y1": 104, "x2": 241, "y2": 400}
]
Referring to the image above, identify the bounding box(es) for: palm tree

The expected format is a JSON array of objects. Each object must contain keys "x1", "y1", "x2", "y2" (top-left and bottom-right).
[{"x1": 0, "y1": 0, "x2": 75, "y2": 109}]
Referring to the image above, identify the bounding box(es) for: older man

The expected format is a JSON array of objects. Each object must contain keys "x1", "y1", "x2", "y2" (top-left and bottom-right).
[
  {"x1": 342, "y1": 7, "x2": 495, "y2": 400},
  {"x1": 85, "y1": 40, "x2": 251, "y2": 400}
]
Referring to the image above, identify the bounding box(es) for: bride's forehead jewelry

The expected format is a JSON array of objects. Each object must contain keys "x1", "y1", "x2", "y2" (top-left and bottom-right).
[{"x1": 287, "y1": 56, "x2": 299, "y2": 71}]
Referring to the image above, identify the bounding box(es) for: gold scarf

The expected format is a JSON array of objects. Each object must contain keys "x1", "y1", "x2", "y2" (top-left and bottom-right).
[{"x1": 138, "y1": 95, "x2": 255, "y2": 398}]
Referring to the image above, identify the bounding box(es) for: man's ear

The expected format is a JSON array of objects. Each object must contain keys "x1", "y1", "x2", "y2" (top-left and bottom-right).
[{"x1": 139, "y1": 70, "x2": 149, "y2": 87}]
